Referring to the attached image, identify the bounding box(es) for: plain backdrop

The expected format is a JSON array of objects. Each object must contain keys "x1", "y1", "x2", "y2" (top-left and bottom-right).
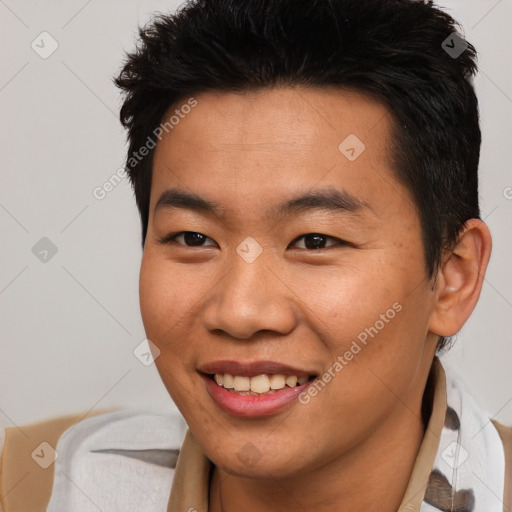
[{"x1": 0, "y1": 0, "x2": 511, "y2": 428}]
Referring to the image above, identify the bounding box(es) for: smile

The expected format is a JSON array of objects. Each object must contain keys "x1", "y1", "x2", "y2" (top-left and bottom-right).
[
  {"x1": 198, "y1": 361, "x2": 318, "y2": 417},
  {"x1": 211, "y1": 373, "x2": 312, "y2": 395}
]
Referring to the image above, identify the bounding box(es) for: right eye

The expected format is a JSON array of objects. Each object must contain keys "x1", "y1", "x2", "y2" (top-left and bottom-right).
[{"x1": 158, "y1": 231, "x2": 218, "y2": 247}]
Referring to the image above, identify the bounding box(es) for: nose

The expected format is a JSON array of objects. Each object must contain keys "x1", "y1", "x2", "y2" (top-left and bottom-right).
[{"x1": 202, "y1": 252, "x2": 297, "y2": 340}]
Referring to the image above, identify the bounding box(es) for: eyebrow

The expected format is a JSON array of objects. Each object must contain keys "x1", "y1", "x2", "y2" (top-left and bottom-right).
[
  {"x1": 269, "y1": 186, "x2": 369, "y2": 217},
  {"x1": 154, "y1": 186, "x2": 370, "y2": 220}
]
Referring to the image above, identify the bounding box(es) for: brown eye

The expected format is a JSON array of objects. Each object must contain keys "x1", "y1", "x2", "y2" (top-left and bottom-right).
[
  {"x1": 160, "y1": 231, "x2": 218, "y2": 247},
  {"x1": 290, "y1": 233, "x2": 345, "y2": 250}
]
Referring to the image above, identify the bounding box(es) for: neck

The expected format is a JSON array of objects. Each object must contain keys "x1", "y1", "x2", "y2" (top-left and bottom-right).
[{"x1": 209, "y1": 379, "x2": 431, "y2": 512}]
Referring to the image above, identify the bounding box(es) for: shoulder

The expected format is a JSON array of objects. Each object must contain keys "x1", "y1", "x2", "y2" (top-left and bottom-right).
[
  {"x1": 0, "y1": 407, "x2": 187, "y2": 512},
  {"x1": 492, "y1": 418, "x2": 512, "y2": 508},
  {"x1": 1, "y1": 409, "x2": 107, "y2": 512},
  {"x1": 493, "y1": 418, "x2": 512, "y2": 448}
]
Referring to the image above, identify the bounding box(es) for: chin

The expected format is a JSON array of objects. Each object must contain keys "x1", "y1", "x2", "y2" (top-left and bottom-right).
[
  {"x1": 211, "y1": 448, "x2": 305, "y2": 480},
  {"x1": 199, "y1": 427, "x2": 314, "y2": 479}
]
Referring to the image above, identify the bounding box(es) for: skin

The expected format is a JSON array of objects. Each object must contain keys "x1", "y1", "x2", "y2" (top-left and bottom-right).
[{"x1": 139, "y1": 86, "x2": 492, "y2": 512}]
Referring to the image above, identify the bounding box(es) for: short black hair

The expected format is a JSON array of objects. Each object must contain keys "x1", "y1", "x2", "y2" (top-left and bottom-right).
[{"x1": 115, "y1": 0, "x2": 481, "y2": 351}]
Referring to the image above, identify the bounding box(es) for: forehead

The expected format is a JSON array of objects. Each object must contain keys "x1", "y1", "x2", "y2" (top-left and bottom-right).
[
  {"x1": 150, "y1": 86, "x2": 410, "y2": 220},
  {"x1": 156, "y1": 86, "x2": 392, "y2": 156}
]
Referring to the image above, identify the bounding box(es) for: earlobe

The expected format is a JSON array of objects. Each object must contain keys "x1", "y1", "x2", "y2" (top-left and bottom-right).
[{"x1": 428, "y1": 219, "x2": 492, "y2": 337}]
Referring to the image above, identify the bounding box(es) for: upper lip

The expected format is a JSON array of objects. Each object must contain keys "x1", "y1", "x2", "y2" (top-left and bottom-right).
[{"x1": 198, "y1": 360, "x2": 317, "y2": 378}]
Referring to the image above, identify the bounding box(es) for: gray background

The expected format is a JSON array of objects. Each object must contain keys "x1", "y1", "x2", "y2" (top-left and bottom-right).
[{"x1": 1, "y1": 0, "x2": 511, "y2": 428}]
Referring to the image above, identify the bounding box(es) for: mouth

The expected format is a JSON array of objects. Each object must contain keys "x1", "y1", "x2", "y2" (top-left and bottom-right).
[
  {"x1": 208, "y1": 372, "x2": 316, "y2": 395},
  {"x1": 198, "y1": 361, "x2": 318, "y2": 417}
]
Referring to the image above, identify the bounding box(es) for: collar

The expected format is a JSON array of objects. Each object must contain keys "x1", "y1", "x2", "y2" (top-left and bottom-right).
[{"x1": 167, "y1": 357, "x2": 447, "y2": 512}]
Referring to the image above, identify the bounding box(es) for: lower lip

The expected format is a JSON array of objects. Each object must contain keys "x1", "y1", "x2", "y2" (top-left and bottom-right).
[{"x1": 202, "y1": 374, "x2": 314, "y2": 417}]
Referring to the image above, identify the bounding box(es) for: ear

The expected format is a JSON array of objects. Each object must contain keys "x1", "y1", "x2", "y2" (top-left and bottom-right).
[{"x1": 428, "y1": 219, "x2": 492, "y2": 337}]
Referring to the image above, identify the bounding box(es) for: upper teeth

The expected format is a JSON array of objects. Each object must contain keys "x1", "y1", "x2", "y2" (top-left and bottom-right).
[{"x1": 214, "y1": 373, "x2": 309, "y2": 394}]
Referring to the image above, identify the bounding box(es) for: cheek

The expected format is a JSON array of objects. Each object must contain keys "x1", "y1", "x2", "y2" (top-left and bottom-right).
[
  {"x1": 138, "y1": 254, "x2": 202, "y2": 405},
  {"x1": 289, "y1": 254, "x2": 429, "y2": 379},
  {"x1": 321, "y1": 285, "x2": 431, "y2": 418},
  {"x1": 138, "y1": 254, "x2": 194, "y2": 346},
  {"x1": 283, "y1": 260, "x2": 403, "y2": 343},
  {"x1": 139, "y1": 258, "x2": 168, "y2": 340}
]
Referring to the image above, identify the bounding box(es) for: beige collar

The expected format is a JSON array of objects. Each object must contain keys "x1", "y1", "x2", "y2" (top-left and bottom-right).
[{"x1": 167, "y1": 358, "x2": 447, "y2": 512}]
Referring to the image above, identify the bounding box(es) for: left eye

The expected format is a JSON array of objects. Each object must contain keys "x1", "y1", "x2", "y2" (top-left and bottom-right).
[
  {"x1": 160, "y1": 231, "x2": 218, "y2": 247},
  {"x1": 289, "y1": 233, "x2": 346, "y2": 250}
]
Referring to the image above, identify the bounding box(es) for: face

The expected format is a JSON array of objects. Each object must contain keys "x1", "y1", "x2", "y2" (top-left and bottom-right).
[{"x1": 139, "y1": 86, "x2": 439, "y2": 479}]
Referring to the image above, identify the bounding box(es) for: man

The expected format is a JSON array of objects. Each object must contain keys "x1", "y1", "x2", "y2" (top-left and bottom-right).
[{"x1": 1, "y1": 0, "x2": 510, "y2": 511}]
